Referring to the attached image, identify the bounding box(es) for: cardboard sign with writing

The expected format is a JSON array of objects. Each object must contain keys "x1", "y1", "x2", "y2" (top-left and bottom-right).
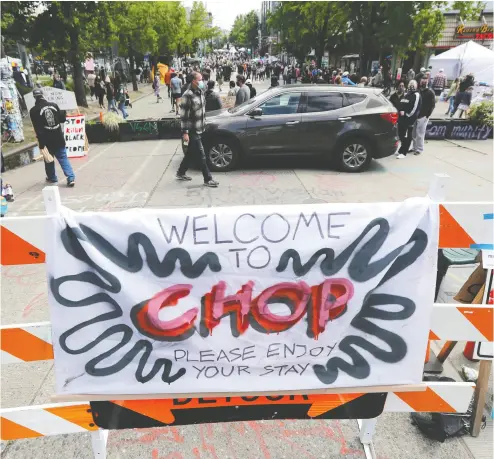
[
  {"x1": 65, "y1": 115, "x2": 87, "y2": 158},
  {"x1": 47, "y1": 199, "x2": 438, "y2": 395},
  {"x1": 25, "y1": 87, "x2": 78, "y2": 112}
]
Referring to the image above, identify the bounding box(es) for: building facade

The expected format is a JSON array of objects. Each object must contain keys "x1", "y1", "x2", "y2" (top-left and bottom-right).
[{"x1": 424, "y1": 6, "x2": 493, "y2": 64}]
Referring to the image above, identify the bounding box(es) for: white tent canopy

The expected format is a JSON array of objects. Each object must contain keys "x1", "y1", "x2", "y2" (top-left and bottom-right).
[{"x1": 429, "y1": 41, "x2": 494, "y2": 84}]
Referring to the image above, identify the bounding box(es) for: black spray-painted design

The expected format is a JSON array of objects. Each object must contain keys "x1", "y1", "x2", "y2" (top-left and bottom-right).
[
  {"x1": 276, "y1": 218, "x2": 428, "y2": 383},
  {"x1": 51, "y1": 224, "x2": 220, "y2": 385}
]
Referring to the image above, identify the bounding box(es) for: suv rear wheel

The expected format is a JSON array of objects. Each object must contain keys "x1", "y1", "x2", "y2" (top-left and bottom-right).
[
  {"x1": 336, "y1": 138, "x2": 372, "y2": 172},
  {"x1": 206, "y1": 137, "x2": 240, "y2": 172}
]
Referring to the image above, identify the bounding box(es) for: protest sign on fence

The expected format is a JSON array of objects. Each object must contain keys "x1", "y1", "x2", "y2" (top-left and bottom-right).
[
  {"x1": 25, "y1": 86, "x2": 78, "y2": 112},
  {"x1": 47, "y1": 198, "x2": 438, "y2": 396},
  {"x1": 64, "y1": 114, "x2": 87, "y2": 158}
]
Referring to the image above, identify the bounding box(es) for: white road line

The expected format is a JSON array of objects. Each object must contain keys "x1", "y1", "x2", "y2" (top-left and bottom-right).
[{"x1": 12, "y1": 143, "x2": 117, "y2": 215}]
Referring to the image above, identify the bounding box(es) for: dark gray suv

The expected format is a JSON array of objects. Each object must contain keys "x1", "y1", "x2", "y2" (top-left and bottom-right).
[{"x1": 202, "y1": 85, "x2": 399, "y2": 173}]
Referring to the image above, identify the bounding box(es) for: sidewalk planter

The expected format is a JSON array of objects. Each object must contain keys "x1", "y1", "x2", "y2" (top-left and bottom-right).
[
  {"x1": 157, "y1": 118, "x2": 181, "y2": 139},
  {"x1": 426, "y1": 118, "x2": 492, "y2": 140},
  {"x1": 448, "y1": 120, "x2": 493, "y2": 140},
  {"x1": 119, "y1": 119, "x2": 160, "y2": 142},
  {"x1": 85, "y1": 123, "x2": 119, "y2": 143},
  {"x1": 425, "y1": 119, "x2": 450, "y2": 140}
]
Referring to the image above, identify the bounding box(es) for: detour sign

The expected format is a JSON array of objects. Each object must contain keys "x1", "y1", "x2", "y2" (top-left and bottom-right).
[{"x1": 90, "y1": 393, "x2": 387, "y2": 429}]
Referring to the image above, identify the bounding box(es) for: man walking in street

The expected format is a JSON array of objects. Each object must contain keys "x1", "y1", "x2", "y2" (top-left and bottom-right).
[
  {"x1": 177, "y1": 72, "x2": 219, "y2": 188},
  {"x1": 235, "y1": 75, "x2": 250, "y2": 107},
  {"x1": 410, "y1": 76, "x2": 435, "y2": 156},
  {"x1": 29, "y1": 88, "x2": 75, "y2": 187}
]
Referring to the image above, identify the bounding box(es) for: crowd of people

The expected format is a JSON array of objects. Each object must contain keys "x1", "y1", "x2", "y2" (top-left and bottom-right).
[{"x1": 390, "y1": 70, "x2": 476, "y2": 159}]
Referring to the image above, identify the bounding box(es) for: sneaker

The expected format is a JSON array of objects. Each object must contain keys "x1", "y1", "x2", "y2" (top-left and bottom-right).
[
  {"x1": 204, "y1": 179, "x2": 219, "y2": 188},
  {"x1": 396, "y1": 154, "x2": 406, "y2": 159},
  {"x1": 414, "y1": 151, "x2": 422, "y2": 155},
  {"x1": 67, "y1": 180, "x2": 75, "y2": 187},
  {"x1": 176, "y1": 174, "x2": 192, "y2": 181},
  {"x1": 45, "y1": 178, "x2": 58, "y2": 184}
]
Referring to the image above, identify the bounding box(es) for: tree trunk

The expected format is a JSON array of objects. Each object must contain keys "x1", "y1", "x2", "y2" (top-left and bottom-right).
[
  {"x1": 128, "y1": 39, "x2": 138, "y2": 92},
  {"x1": 67, "y1": 29, "x2": 87, "y2": 107}
]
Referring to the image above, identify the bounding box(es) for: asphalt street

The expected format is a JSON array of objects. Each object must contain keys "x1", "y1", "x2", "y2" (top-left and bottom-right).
[{"x1": 1, "y1": 88, "x2": 493, "y2": 459}]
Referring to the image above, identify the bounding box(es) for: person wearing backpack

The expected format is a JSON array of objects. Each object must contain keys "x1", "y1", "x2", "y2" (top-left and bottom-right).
[
  {"x1": 105, "y1": 77, "x2": 118, "y2": 113},
  {"x1": 116, "y1": 83, "x2": 128, "y2": 119}
]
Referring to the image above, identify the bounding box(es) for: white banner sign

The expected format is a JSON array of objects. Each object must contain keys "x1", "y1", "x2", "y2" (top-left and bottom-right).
[
  {"x1": 64, "y1": 115, "x2": 87, "y2": 158},
  {"x1": 25, "y1": 86, "x2": 78, "y2": 112},
  {"x1": 48, "y1": 199, "x2": 438, "y2": 395}
]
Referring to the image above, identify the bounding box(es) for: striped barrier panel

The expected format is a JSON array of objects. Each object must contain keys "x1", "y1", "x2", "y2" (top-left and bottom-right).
[
  {"x1": 1, "y1": 203, "x2": 492, "y2": 267},
  {"x1": 2, "y1": 306, "x2": 492, "y2": 364},
  {"x1": 1, "y1": 199, "x2": 492, "y2": 459}
]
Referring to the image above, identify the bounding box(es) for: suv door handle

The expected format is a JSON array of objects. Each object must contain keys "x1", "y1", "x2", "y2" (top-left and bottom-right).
[
  {"x1": 285, "y1": 121, "x2": 300, "y2": 125},
  {"x1": 338, "y1": 117, "x2": 352, "y2": 121}
]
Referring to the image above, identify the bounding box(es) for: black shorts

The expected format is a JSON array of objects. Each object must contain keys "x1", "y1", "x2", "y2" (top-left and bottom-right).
[{"x1": 172, "y1": 93, "x2": 181, "y2": 100}]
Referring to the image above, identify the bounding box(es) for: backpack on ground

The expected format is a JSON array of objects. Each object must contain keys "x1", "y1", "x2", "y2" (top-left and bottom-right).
[{"x1": 410, "y1": 376, "x2": 486, "y2": 442}]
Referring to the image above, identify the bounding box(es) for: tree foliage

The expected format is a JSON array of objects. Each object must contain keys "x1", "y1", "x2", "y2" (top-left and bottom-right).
[
  {"x1": 268, "y1": 2, "x2": 346, "y2": 64},
  {"x1": 229, "y1": 10, "x2": 259, "y2": 50},
  {"x1": 268, "y1": 0, "x2": 486, "y2": 71}
]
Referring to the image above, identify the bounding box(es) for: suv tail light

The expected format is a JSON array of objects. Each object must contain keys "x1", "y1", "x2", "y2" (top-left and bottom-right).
[{"x1": 380, "y1": 112, "x2": 399, "y2": 125}]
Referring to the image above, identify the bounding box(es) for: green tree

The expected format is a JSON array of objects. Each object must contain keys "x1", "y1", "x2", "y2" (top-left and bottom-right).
[
  {"x1": 182, "y1": 1, "x2": 215, "y2": 55},
  {"x1": 269, "y1": 1, "x2": 485, "y2": 72},
  {"x1": 1, "y1": 1, "x2": 39, "y2": 54},
  {"x1": 268, "y1": 2, "x2": 346, "y2": 65},
  {"x1": 230, "y1": 10, "x2": 259, "y2": 52},
  {"x1": 27, "y1": 1, "x2": 114, "y2": 107}
]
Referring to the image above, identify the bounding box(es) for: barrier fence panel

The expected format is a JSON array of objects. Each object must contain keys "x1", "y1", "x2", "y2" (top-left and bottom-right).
[{"x1": 0, "y1": 185, "x2": 492, "y2": 459}]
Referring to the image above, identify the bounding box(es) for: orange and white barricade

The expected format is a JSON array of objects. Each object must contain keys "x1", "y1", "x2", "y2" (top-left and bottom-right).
[{"x1": 1, "y1": 182, "x2": 492, "y2": 459}]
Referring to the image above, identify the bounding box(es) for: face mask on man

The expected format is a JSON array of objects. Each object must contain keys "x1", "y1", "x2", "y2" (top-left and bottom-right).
[{"x1": 196, "y1": 80, "x2": 205, "y2": 90}]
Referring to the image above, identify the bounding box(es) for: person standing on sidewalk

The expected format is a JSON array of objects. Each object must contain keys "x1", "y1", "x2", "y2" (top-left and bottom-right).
[
  {"x1": 153, "y1": 73, "x2": 162, "y2": 103},
  {"x1": 29, "y1": 89, "x2": 75, "y2": 187},
  {"x1": 105, "y1": 76, "x2": 118, "y2": 113},
  {"x1": 445, "y1": 78, "x2": 459, "y2": 116},
  {"x1": 176, "y1": 72, "x2": 218, "y2": 188},
  {"x1": 170, "y1": 72, "x2": 182, "y2": 116},
  {"x1": 116, "y1": 83, "x2": 129, "y2": 119},
  {"x1": 411, "y1": 76, "x2": 435, "y2": 156},
  {"x1": 396, "y1": 80, "x2": 421, "y2": 159},
  {"x1": 165, "y1": 67, "x2": 173, "y2": 98},
  {"x1": 87, "y1": 71, "x2": 97, "y2": 100}
]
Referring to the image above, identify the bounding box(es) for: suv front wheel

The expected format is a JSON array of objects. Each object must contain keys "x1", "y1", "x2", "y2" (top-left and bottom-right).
[
  {"x1": 206, "y1": 137, "x2": 240, "y2": 172},
  {"x1": 336, "y1": 138, "x2": 372, "y2": 172}
]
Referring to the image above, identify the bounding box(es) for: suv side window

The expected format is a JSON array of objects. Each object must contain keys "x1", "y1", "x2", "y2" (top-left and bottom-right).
[
  {"x1": 306, "y1": 93, "x2": 343, "y2": 112},
  {"x1": 344, "y1": 93, "x2": 367, "y2": 107},
  {"x1": 258, "y1": 92, "x2": 302, "y2": 115}
]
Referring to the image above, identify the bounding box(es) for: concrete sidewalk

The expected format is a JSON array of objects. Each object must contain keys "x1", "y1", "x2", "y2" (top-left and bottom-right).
[{"x1": 1, "y1": 137, "x2": 492, "y2": 459}]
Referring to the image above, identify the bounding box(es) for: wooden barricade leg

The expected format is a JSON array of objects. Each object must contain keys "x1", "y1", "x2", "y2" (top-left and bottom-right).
[
  {"x1": 90, "y1": 429, "x2": 109, "y2": 459},
  {"x1": 471, "y1": 359, "x2": 492, "y2": 436}
]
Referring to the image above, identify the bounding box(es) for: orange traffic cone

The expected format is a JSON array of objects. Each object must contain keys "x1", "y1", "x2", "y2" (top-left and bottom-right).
[
  {"x1": 99, "y1": 112, "x2": 103, "y2": 122},
  {"x1": 463, "y1": 341, "x2": 478, "y2": 361}
]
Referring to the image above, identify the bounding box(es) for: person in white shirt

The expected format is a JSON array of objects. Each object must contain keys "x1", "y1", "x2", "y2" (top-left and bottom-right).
[{"x1": 87, "y1": 71, "x2": 97, "y2": 100}]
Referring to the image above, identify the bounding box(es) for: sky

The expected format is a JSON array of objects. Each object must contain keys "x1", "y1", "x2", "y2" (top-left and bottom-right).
[{"x1": 182, "y1": 0, "x2": 263, "y2": 31}]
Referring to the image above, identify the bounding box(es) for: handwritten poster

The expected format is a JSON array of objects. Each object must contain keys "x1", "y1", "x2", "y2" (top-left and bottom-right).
[
  {"x1": 25, "y1": 87, "x2": 78, "y2": 112},
  {"x1": 47, "y1": 199, "x2": 438, "y2": 395},
  {"x1": 65, "y1": 115, "x2": 87, "y2": 158}
]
